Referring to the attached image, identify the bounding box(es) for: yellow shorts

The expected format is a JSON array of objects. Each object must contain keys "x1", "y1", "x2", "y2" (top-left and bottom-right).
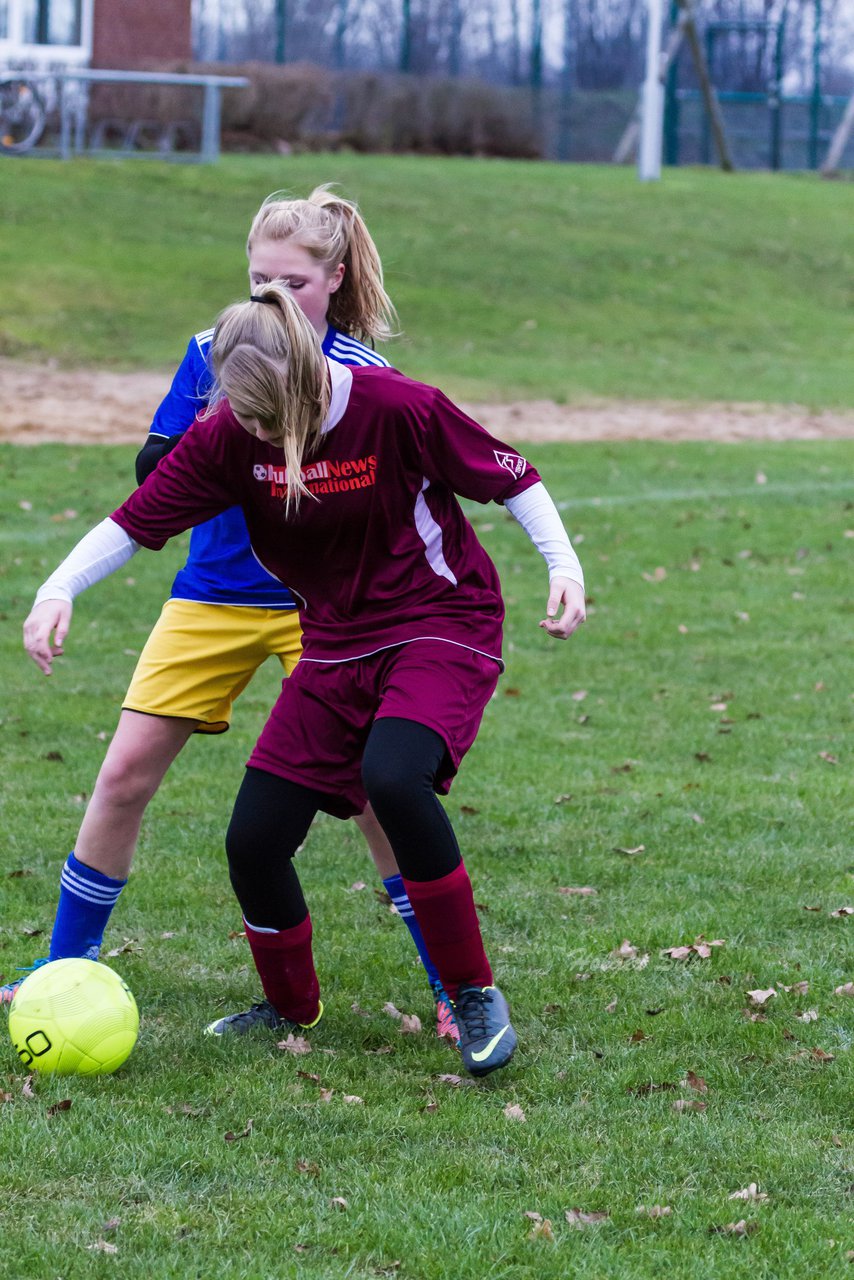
[{"x1": 122, "y1": 599, "x2": 303, "y2": 734}]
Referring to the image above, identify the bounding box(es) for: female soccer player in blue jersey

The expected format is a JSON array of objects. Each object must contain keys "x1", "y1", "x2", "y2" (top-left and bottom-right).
[
  {"x1": 22, "y1": 284, "x2": 586, "y2": 1077},
  {"x1": 7, "y1": 188, "x2": 457, "y2": 1041}
]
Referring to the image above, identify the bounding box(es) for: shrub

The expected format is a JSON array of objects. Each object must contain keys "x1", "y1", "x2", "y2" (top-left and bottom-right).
[{"x1": 85, "y1": 60, "x2": 541, "y2": 159}]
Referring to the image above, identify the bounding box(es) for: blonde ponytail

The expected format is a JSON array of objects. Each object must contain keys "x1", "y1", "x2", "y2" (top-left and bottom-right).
[
  {"x1": 205, "y1": 282, "x2": 330, "y2": 513},
  {"x1": 246, "y1": 184, "x2": 398, "y2": 345}
]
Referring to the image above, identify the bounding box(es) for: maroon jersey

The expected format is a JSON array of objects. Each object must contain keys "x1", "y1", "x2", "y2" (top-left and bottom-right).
[{"x1": 112, "y1": 365, "x2": 540, "y2": 665}]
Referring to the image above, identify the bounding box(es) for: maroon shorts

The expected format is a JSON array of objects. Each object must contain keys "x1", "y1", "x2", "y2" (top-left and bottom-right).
[{"x1": 248, "y1": 640, "x2": 502, "y2": 818}]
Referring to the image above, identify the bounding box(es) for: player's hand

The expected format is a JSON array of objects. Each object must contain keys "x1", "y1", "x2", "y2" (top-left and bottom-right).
[
  {"x1": 539, "y1": 576, "x2": 586, "y2": 640},
  {"x1": 23, "y1": 599, "x2": 73, "y2": 675}
]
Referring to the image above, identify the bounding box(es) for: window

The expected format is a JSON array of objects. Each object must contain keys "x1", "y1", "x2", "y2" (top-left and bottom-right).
[{"x1": 22, "y1": 0, "x2": 82, "y2": 45}]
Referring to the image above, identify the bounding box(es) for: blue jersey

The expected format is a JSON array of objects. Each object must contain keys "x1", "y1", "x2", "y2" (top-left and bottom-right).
[{"x1": 146, "y1": 325, "x2": 390, "y2": 607}]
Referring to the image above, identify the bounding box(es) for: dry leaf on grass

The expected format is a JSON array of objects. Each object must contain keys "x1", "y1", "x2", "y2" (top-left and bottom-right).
[
  {"x1": 22, "y1": 1076, "x2": 35, "y2": 1099},
  {"x1": 662, "y1": 936, "x2": 725, "y2": 961},
  {"x1": 672, "y1": 1098, "x2": 707, "y2": 1113},
  {"x1": 819, "y1": 752, "x2": 839, "y2": 765},
  {"x1": 833, "y1": 983, "x2": 854, "y2": 997},
  {"x1": 637, "y1": 1204, "x2": 672, "y2": 1219},
  {"x1": 780, "y1": 981, "x2": 809, "y2": 995},
  {"x1": 605, "y1": 999, "x2": 618, "y2": 1014},
  {"x1": 728, "y1": 1184, "x2": 768, "y2": 1203},
  {"x1": 613, "y1": 844, "x2": 646, "y2": 856},
  {"x1": 503, "y1": 1103, "x2": 526, "y2": 1122},
  {"x1": 830, "y1": 906, "x2": 854, "y2": 917},
  {"x1": 565, "y1": 1209, "x2": 609, "y2": 1227},
  {"x1": 348, "y1": 881, "x2": 367, "y2": 892},
  {"x1": 709, "y1": 1219, "x2": 758, "y2": 1236},
  {"x1": 399, "y1": 1014, "x2": 422, "y2": 1034},
  {"x1": 682, "y1": 1071, "x2": 708, "y2": 1093},
  {"x1": 627, "y1": 1081, "x2": 677, "y2": 1096},
  {"x1": 436, "y1": 1073, "x2": 463, "y2": 1087},
  {"x1": 610, "y1": 939, "x2": 641, "y2": 960},
  {"x1": 329, "y1": 1197, "x2": 348, "y2": 1211},
  {"x1": 105, "y1": 939, "x2": 139, "y2": 957},
  {"x1": 383, "y1": 1002, "x2": 402, "y2": 1019},
  {"x1": 523, "y1": 1211, "x2": 544, "y2": 1222},
  {"x1": 629, "y1": 1029, "x2": 648, "y2": 1043},
  {"x1": 746, "y1": 988, "x2": 777, "y2": 1007},
  {"x1": 318, "y1": 1088, "x2": 335, "y2": 1102},
  {"x1": 46, "y1": 1099, "x2": 72, "y2": 1117},
  {"x1": 224, "y1": 1120, "x2": 253, "y2": 1142},
  {"x1": 795, "y1": 1009, "x2": 819, "y2": 1023},
  {"x1": 87, "y1": 1240, "x2": 118, "y2": 1254},
  {"x1": 557, "y1": 886, "x2": 597, "y2": 896},
  {"x1": 342, "y1": 1095, "x2": 364, "y2": 1105},
  {"x1": 529, "y1": 1218, "x2": 555, "y2": 1241},
  {"x1": 296, "y1": 1159, "x2": 320, "y2": 1175},
  {"x1": 277, "y1": 1034, "x2": 312, "y2": 1055}
]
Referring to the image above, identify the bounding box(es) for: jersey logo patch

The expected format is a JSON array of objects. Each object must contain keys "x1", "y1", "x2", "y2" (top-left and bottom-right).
[
  {"x1": 494, "y1": 450, "x2": 526, "y2": 478},
  {"x1": 252, "y1": 456, "x2": 377, "y2": 499}
]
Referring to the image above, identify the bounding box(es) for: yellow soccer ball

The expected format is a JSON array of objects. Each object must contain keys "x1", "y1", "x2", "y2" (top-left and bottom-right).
[{"x1": 9, "y1": 958, "x2": 139, "y2": 1075}]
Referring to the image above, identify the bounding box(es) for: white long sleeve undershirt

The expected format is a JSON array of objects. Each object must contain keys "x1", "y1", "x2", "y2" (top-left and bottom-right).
[
  {"x1": 32, "y1": 482, "x2": 583, "y2": 609},
  {"x1": 33, "y1": 517, "x2": 139, "y2": 606},
  {"x1": 504, "y1": 482, "x2": 584, "y2": 590}
]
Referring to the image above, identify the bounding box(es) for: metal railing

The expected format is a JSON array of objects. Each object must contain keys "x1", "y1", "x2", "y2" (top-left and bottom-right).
[{"x1": 1, "y1": 67, "x2": 248, "y2": 161}]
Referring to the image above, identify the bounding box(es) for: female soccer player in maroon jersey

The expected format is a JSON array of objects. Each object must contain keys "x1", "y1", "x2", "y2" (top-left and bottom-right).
[
  {"x1": 8, "y1": 188, "x2": 460, "y2": 1043},
  {"x1": 23, "y1": 283, "x2": 585, "y2": 1077}
]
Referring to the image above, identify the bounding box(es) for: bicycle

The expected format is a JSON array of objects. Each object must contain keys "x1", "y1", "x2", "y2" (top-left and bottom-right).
[{"x1": 0, "y1": 75, "x2": 47, "y2": 153}]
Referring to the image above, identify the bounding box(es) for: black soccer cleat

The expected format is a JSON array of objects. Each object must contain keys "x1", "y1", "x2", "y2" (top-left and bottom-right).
[
  {"x1": 452, "y1": 984, "x2": 517, "y2": 1077},
  {"x1": 204, "y1": 998, "x2": 323, "y2": 1038}
]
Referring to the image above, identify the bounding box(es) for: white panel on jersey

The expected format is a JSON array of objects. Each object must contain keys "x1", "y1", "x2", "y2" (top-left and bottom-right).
[{"x1": 414, "y1": 480, "x2": 458, "y2": 587}]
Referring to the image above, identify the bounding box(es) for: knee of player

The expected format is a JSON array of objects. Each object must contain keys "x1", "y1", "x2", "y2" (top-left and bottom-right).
[
  {"x1": 92, "y1": 755, "x2": 158, "y2": 810},
  {"x1": 361, "y1": 755, "x2": 425, "y2": 815}
]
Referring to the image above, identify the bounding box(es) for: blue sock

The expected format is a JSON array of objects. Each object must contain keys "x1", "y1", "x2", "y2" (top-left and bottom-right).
[
  {"x1": 383, "y1": 873, "x2": 441, "y2": 988},
  {"x1": 49, "y1": 852, "x2": 127, "y2": 961}
]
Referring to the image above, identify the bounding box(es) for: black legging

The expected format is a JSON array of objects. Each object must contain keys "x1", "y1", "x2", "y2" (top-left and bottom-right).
[{"x1": 225, "y1": 718, "x2": 462, "y2": 930}]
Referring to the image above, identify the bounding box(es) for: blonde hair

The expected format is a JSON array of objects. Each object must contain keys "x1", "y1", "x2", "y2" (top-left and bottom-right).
[
  {"x1": 206, "y1": 282, "x2": 331, "y2": 513},
  {"x1": 246, "y1": 184, "x2": 398, "y2": 345}
]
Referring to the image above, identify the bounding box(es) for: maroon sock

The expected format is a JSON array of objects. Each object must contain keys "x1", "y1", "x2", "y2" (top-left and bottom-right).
[
  {"x1": 243, "y1": 914, "x2": 320, "y2": 1025},
  {"x1": 402, "y1": 863, "x2": 493, "y2": 1000}
]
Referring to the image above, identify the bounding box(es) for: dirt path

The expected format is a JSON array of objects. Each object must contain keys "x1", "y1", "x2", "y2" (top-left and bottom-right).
[{"x1": 2, "y1": 358, "x2": 853, "y2": 444}]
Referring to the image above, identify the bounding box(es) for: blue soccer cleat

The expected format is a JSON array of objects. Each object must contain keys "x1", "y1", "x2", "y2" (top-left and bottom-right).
[{"x1": 453, "y1": 984, "x2": 517, "y2": 1077}]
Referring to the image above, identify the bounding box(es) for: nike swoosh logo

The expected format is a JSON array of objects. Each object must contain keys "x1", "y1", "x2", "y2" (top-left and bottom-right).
[{"x1": 470, "y1": 1025, "x2": 511, "y2": 1062}]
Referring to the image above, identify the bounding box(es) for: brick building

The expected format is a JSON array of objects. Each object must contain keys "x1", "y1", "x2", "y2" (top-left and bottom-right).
[{"x1": 0, "y1": 0, "x2": 191, "y2": 67}]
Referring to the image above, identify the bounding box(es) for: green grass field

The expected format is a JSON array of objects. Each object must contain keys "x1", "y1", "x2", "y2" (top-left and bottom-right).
[
  {"x1": 1, "y1": 155, "x2": 853, "y2": 404},
  {"x1": 1, "y1": 439, "x2": 852, "y2": 1279}
]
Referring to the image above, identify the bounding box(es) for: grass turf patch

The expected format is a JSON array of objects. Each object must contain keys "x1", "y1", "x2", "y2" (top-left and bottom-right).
[
  {"x1": 0, "y1": 438, "x2": 852, "y2": 1278},
  {"x1": 1, "y1": 156, "x2": 853, "y2": 405}
]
